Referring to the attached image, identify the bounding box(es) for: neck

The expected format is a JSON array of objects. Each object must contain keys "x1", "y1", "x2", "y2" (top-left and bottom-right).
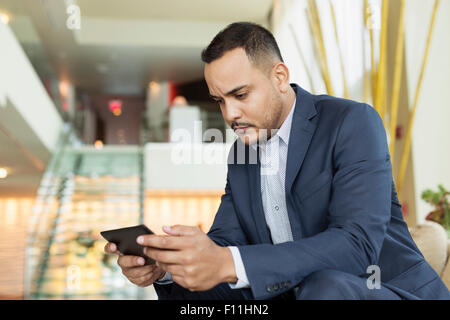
[{"x1": 276, "y1": 86, "x2": 296, "y2": 129}]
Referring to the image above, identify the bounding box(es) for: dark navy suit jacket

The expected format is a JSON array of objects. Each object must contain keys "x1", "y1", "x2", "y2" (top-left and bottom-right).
[{"x1": 156, "y1": 84, "x2": 450, "y2": 300}]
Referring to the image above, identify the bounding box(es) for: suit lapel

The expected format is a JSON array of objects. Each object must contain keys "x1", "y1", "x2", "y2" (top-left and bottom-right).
[
  {"x1": 246, "y1": 84, "x2": 318, "y2": 244},
  {"x1": 285, "y1": 85, "x2": 318, "y2": 193},
  {"x1": 284, "y1": 86, "x2": 318, "y2": 241}
]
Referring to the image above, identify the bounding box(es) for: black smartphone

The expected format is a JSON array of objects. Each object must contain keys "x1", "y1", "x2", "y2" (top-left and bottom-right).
[{"x1": 100, "y1": 224, "x2": 155, "y2": 265}]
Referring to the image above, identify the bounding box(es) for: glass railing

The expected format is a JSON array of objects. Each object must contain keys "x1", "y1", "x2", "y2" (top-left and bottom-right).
[{"x1": 24, "y1": 124, "x2": 152, "y2": 299}]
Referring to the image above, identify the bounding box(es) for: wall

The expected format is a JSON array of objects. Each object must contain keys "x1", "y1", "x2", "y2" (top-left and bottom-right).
[
  {"x1": 146, "y1": 82, "x2": 169, "y2": 142},
  {"x1": 145, "y1": 143, "x2": 231, "y2": 191},
  {"x1": 0, "y1": 21, "x2": 63, "y2": 196},
  {"x1": 405, "y1": 0, "x2": 450, "y2": 223},
  {"x1": 89, "y1": 94, "x2": 145, "y2": 145},
  {"x1": 272, "y1": 0, "x2": 450, "y2": 225},
  {"x1": 0, "y1": 21, "x2": 62, "y2": 152},
  {"x1": 272, "y1": 0, "x2": 366, "y2": 101}
]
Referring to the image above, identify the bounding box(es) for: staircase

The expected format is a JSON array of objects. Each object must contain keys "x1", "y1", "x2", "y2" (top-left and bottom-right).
[{"x1": 24, "y1": 126, "x2": 153, "y2": 299}]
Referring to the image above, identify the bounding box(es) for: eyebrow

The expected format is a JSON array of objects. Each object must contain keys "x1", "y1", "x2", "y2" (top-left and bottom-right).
[{"x1": 209, "y1": 85, "x2": 248, "y2": 100}]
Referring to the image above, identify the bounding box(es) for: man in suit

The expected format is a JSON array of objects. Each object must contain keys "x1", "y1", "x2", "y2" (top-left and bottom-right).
[{"x1": 104, "y1": 22, "x2": 450, "y2": 299}]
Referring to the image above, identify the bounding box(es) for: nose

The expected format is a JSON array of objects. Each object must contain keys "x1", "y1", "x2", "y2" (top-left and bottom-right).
[{"x1": 224, "y1": 101, "x2": 243, "y2": 123}]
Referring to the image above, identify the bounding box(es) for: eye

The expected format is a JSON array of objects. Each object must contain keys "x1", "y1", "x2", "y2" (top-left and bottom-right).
[
  {"x1": 211, "y1": 98, "x2": 223, "y2": 105},
  {"x1": 235, "y1": 92, "x2": 247, "y2": 100}
]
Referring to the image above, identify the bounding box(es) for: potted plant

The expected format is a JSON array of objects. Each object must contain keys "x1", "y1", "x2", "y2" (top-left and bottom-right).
[{"x1": 421, "y1": 184, "x2": 450, "y2": 238}]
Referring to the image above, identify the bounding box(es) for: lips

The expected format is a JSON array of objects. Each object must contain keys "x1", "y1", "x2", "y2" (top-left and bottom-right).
[{"x1": 234, "y1": 126, "x2": 252, "y2": 134}]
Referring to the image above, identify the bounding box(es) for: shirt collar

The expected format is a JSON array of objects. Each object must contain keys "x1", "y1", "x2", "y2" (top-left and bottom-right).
[{"x1": 276, "y1": 98, "x2": 296, "y2": 146}]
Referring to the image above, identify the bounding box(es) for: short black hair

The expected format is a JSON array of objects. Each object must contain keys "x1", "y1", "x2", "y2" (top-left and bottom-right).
[{"x1": 201, "y1": 22, "x2": 284, "y2": 71}]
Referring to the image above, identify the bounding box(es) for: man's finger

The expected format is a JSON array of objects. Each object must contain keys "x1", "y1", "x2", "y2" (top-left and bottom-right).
[
  {"x1": 117, "y1": 255, "x2": 146, "y2": 268},
  {"x1": 162, "y1": 225, "x2": 199, "y2": 237},
  {"x1": 159, "y1": 263, "x2": 184, "y2": 278},
  {"x1": 135, "y1": 269, "x2": 165, "y2": 288},
  {"x1": 150, "y1": 269, "x2": 167, "y2": 283},
  {"x1": 137, "y1": 234, "x2": 190, "y2": 250},
  {"x1": 144, "y1": 247, "x2": 185, "y2": 264},
  {"x1": 104, "y1": 242, "x2": 124, "y2": 256},
  {"x1": 127, "y1": 266, "x2": 157, "y2": 282},
  {"x1": 105, "y1": 242, "x2": 118, "y2": 254}
]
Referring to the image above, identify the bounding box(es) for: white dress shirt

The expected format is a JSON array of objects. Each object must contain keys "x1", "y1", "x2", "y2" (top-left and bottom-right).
[
  {"x1": 228, "y1": 98, "x2": 296, "y2": 289},
  {"x1": 156, "y1": 99, "x2": 297, "y2": 290}
]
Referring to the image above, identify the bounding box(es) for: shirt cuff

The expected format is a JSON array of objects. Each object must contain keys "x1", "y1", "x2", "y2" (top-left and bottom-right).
[
  {"x1": 227, "y1": 246, "x2": 250, "y2": 289},
  {"x1": 154, "y1": 271, "x2": 173, "y2": 285}
]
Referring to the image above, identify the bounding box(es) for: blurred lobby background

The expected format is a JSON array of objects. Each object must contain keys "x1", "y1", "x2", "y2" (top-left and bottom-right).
[{"x1": 0, "y1": 0, "x2": 449, "y2": 299}]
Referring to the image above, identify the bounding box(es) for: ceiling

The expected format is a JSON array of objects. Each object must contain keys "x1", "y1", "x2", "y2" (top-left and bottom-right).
[
  {"x1": 76, "y1": 0, "x2": 272, "y2": 21},
  {"x1": 0, "y1": 0, "x2": 273, "y2": 95},
  {"x1": 0, "y1": 0, "x2": 273, "y2": 196}
]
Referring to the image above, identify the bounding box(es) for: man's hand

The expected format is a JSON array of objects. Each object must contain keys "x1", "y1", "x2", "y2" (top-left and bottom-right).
[
  {"x1": 104, "y1": 242, "x2": 166, "y2": 287},
  {"x1": 138, "y1": 225, "x2": 237, "y2": 292}
]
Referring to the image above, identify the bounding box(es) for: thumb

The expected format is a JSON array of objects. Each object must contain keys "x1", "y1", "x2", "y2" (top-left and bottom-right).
[{"x1": 162, "y1": 225, "x2": 197, "y2": 236}]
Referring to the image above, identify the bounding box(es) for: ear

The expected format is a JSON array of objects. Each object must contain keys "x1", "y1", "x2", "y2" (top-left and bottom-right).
[{"x1": 272, "y1": 62, "x2": 290, "y2": 93}]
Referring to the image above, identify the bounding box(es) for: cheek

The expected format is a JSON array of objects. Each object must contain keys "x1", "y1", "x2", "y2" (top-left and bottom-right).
[
  {"x1": 256, "y1": 100, "x2": 274, "y2": 127},
  {"x1": 246, "y1": 95, "x2": 268, "y2": 126},
  {"x1": 265, "y1": 92, "x2": 282, "y2": 124}
]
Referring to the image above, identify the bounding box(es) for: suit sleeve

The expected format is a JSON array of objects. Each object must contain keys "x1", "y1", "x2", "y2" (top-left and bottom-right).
[
  {"x1": 237, "y1": 103, "x2": 393, "y2": 299},
  {"x1": 154, "y1": 169, "x2": 250, "y2": 299},
  {"x1": 207, "y1": 174, "x2": 250, "y2": 247}
]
